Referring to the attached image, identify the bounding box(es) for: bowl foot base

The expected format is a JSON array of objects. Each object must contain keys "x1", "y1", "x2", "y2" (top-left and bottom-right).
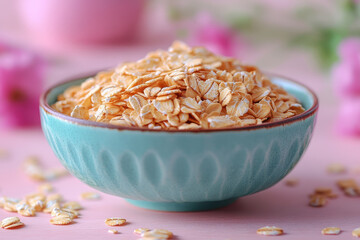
[{"x1": 125, "y1": 198, "x2": 238, "y2": 212}]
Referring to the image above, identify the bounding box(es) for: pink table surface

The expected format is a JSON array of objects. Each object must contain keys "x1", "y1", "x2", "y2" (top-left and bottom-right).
[{"x1": 1, "y1": 1, "x2": 360, "y2": 239}]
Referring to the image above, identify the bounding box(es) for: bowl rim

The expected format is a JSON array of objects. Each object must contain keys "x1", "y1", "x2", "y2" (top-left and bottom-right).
[{"x1": 40, "y1": 72, "x2": 319, "y2": 133}]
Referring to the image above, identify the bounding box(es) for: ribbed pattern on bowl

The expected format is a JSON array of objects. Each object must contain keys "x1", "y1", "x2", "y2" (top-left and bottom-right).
[{"x1": 41, "y1": 108, "x2": 316, "y2": 203}]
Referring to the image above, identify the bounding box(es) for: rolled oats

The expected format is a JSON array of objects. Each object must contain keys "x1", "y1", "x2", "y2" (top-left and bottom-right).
[
  {"x1": 105, "y1": 218, "x2": 126, "y2": 226},
  {"x1": 51, "y1": 208, "x2": 78, "y2": 219},
  {"x1": 353, "y1": 228, "x2": 360, "y2": 238},
  {"x1": 38, "y1": 183, "x2": 54, "y2": 193},
  {"x1": 256, "y1": 226, "x2": 284, "y2": 236},
  {"x1": 3, "y1": 221, "x2": 24, "y2": 229},
  {"x1": 134, "y1": 228, "x2": 151, "y2": 235},
  {"x1": 337, "y1": 179, "x2": 360, "y2": 197},
  {"x1": 337, "y1": 179, "x2": 357, "y2": 189},
  {"x1": 16, "y1": 202, "x2": 36, "y2": 217},
  {"x1": 2, "y1": 198, "x2": 20, "y2": 212},
  {"x1": 308, "y1": 186, "x2": 339, "y2": 207},
  {"x1": 80, "y1": 192, "x2": 101, "y2": 200},
  {"x1": 321, "y1": 227, "x2": 341, "y2": 235},
  {"x1": 1, "y1": 216, "x2": 22, "y2": 228},
  {"x1": 108, "y1": 229, "x2": 119, "y2": 234},
  {"x1": 309, "y1": 194, "x2": 327, "y2": 207},
  {"x1": 23, "y1": 156, "x2": 68, "y2": 182},
  {"x1": 50, "y1": 215, "x2": 73, "y2": 225},
  {"x1": 327, "y1": 163, "x2": 346, "y2": 174},
  {"x1": 285, "y1": 178, "x2": 299, "y2": 187},
  {"x1": 53, "y1": 41, "x2": 305, "y2": 130},
  {"x1": 141, "y1": 229, "x2": 173, "y2": 239},
  {"x1": 314, "y1": 187, "x2": 333, "y2": 196},
  {"x1": 62, "y1": 201, "x2": 82, "y2": 211},
  {"x1": 43, "y1": 201, "x2": 60, "y2": 214}
]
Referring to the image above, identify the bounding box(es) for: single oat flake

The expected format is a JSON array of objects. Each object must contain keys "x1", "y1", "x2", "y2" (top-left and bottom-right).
[
  {"x1": 50, "y1": 215, "x2": 73, "y2": 225},
  {"x1": 23, "y1": 156, "x2": 69, "y2": 182},
  {"x1": 337, "y1": 179, "x2": 360, "y2": 197},
  {"x1": 134, "y1": 227, "x2": 151, "y2": 235},
  {"x1": 141, "y1": 229, "x2": 173, "y2": 239},
  {"x1": 285, "y1": 178, "x2": 299, "y2": 187},
  {"x1": 51, "y1": 207, "x2": 78, "y2": 219},
  {"x1": 256, "y1": 226, "x2": 284, "y2": 236},
  {"x1": 309, "y1": 195, "x2": 327, "y2": 207},
  {"x1": 81, "y1": 192, "x2": 101, "y2": 200},
  {"x1": 108, "y1": 229, "x2": 119, "y2": 234},
  {"x1": 38, "y1": 183, "x2": 54, "y2": 193},
  {"x1": 321, "y1": 227, "x2": 341, "y2": 235},
  {"x1": 53, "y1": 41, "x2": 305, "y2": 130},
  {"x1": 327, "y1": 163, "x2": 346, "y2": 174},
  {"x1": 105, "y1": 217, "x2": 126, "y2": 226},
  {"x1": 1, "y1": 217, "x2": 24, "y2": 229},
  {"x1": 353, "y1": 228, "x2": 360, "y2": 238},
  {"x1": 314, "y1": 187, "x2": 333, "y2": 195},
  {"x1": 62, "y1": 201, "x2": 82, "y2": 211}
]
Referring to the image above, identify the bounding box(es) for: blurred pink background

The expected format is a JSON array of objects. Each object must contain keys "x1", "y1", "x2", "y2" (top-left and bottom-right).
[{"x1": 0, "y1": 1, "x2": 360, "y2": 239}]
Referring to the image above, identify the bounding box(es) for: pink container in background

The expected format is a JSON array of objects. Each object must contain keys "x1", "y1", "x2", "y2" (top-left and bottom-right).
[{"x1": 18, "y1": 0, "x2": 145, "y2": 46}]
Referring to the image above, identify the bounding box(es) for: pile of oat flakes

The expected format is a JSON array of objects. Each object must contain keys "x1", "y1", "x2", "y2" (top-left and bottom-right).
[{"x1": 53, "y1": 41, "x2": 304, "y2": 130}]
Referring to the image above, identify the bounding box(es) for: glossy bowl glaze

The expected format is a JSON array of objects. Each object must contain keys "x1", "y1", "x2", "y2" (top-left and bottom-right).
[{"x1": 40, "y1": 74, "x2": 318, "y2": 211}]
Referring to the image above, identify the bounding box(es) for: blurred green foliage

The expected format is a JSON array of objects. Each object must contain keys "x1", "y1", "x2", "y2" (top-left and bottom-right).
[{"x1": 166, "y1": 0, "x2": 360, "y2": 71}]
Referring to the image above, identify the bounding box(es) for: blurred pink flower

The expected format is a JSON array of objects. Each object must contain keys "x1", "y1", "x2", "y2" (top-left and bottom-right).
[
  {"x1": 332, "y1": 38, "x2": 360, "y2": 137},
  {"x1": 335, "y1": 99, "x2": 360, "y2": 136},
  {"x1": 0, "y1": 44, "x2": 44, "y2": 129},
  {"x1": 332, "y1": 38, "x2": 360, "y2": 98},
  {"x1": 188, "y1": 12, "x2": 240, "y2": 57}
]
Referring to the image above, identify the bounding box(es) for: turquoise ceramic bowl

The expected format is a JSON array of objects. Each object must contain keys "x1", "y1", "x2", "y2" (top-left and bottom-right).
[{"x1": 40, "y1": 74, "x2": 318, "y2": 212}]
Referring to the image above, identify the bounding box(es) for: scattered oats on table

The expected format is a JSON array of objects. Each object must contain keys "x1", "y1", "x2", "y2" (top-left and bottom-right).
[
  {"x1": 313, "y1": 187, "x2": 338, "y2": 199},
  {"x1": 327, "y1": 163, "x2": 346, "y2": 174},
  {"x1": 51, "y1": 207, "x2": 79, "y2": 219},
  {"x1": 321, "y1": 227, "x2": 341, "y2": 235},
  {"x1": 108, "y1": 229, "x2": 119, "y2": 234},
  {"x1": 38, "y1": 183, "x2": 54, "y2": 193},
  {"x1": 81, "y1": 192, "x2": 101, "y2": 200},
  {"x1": 53, "y1": 41, "x2": 305, "y2": 130},
  {"x1": 353, "y1": 228, "x2": 360, "y2": 238},
  {"x1": 141, "y1": 229, "x2": 173, "y2": 239},
  {"x1": 0, "y1": 178, "x2": 83, "y2": 227},
  {"x1": 1, "y1": 197, "x2": 20, "y2": 212},
  {"x1": 105, "y1": 217, "x2": 126, "y2": 226},
  {"x1": 314, "y1": 187, "x2": 333, "y2": 196},
  {"x1": 285, "y1": 178, "x2": 299, "y2": 187},
  {"x1": 16, "y1": 200, "x2": 36, "y2": 217},
  {"x1": 134, "y1": 227, "x2": 151, "y2": 235},
  {"x1": 256, "y1": 226, "x2": 284, "y2": 236},
  {"x1": 1, "y1": 216, "x2": 24, "y2": 229},
  {"x1": 62, "y1": 201, "x2": 82, "y2": 211},
  {"x1": 26, "y1": 193, "x2": 46, "y2": 212},
  {"x1": 337, "y1": 179, "x2": 360, "y2": 197},
  {"x1": 47, "y1": 193, "x2": 63, "y2": 202},
  {"x1": 23, "y1": 156, "x2": 46, "y2": 181},
  {"x1": 309, "y1": 194, "x2": 328, "y2": 207},
  {"x1": 308, "y1": 187, "x2": 338, "y2": 207},
  {"x1": 50, "y1": 215, "x2": 73, "y2": 225},
  {"x1": 23, "y1": 156, "x2": 68, "y2": 182},
  {"x1": 45, "y1": 168, "x2": 69, "y2": 181}
]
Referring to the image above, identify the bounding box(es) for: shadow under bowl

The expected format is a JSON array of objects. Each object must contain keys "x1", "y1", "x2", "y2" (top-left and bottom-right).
[{"x1": 40, "y1": 74, "x2": 318, "y2": 211}]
